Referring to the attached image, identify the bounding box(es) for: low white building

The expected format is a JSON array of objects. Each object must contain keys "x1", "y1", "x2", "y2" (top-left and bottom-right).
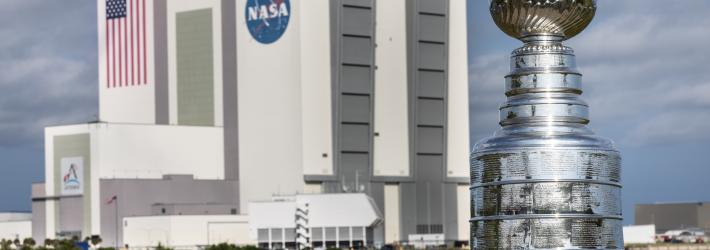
[
  {"x1": 0, "y1": 213, "x2": 32, "y2": 241},
  {"x1": 623, "y1": 224, "x2": 656, "y2": 245},
  {"x1": 249, "y1": 193, "x2": 382, "y2": 249},
  {"x1": 123, "y1": 215, "x2": 251, "y2": 249},
  {"x1": 121, "y1": 193, "x2": 381, "y2": 249}
]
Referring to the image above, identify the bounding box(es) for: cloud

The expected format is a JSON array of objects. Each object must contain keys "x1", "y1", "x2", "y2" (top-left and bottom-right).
[
  {"x1": 572, "y1": 1, "x2": 710, "y2": 147},
  {"x1": 625, "y1": 111, "x2": 710, "y2": 146},
  {"x1": 469, "y1": 0, "x2": 710, "y2": 148},
  {"x1": 468, "y1": 54, "x2": 507, "y2": 144},
  {"x1": 0, "y1": 1, "x2": 98, "y2": 148}
]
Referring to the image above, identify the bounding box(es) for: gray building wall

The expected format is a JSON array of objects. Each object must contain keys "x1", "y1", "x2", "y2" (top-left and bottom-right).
[
  {"x1": 99, "y1": 175, "x2": 239, "y2": 248},
  {"x1": 403, "y1": 0, "x2": 456, "y2": 241},
  {"x1": 310, "y1": 0, "x2": 460, "y2": 245},
  {"x1": 31, "y1": 183, "x2": 46, "y2": 243},
  {"x1": 154, "y1": 0, "x2": 169, "y2": 124},
  {"x1": 635, "y1": 202, "x2": 710, "y2": 233},
  {"x1": 58, "y1": 197, "x2": 84, "y2": 237},
  {"x1": 330, "y1": 0, "x2": 376, "y2": 194},
  {"x1": 698, "y1": 204, "x2": 710, "y2": 232},
  {"x1": 220, "y1": 0, "x2": 240, "y2": 187}
]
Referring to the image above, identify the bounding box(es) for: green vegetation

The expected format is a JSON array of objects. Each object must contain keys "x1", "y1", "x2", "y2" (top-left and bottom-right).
[
  {"x1": 0, "y1": 239, "x2": 12, "y2": 250},
  {"x1": 155, "y1": 242, "x2": 173, "y2": 250},
  {"x1": 205, "y1": 243, "x2": 259, "y2": 250}
]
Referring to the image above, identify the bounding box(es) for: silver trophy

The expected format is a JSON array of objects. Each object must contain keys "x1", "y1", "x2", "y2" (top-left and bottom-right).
[{"x1": 470, "y1": 0, "x2": 623, "y2": 249}]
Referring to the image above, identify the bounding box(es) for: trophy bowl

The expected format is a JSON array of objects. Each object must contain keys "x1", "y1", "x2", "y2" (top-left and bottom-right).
[{"x1": 490, "y1": 0, "x2": 597, "y2": 40}]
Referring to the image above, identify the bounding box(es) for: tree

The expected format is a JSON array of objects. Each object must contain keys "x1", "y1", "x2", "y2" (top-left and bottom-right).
[
  {"x1": 22, "y1": 238, "x2": 36, "y2": 247},
  {"x1": 54, "y1": 238, "x2": 80, "y2": 250},
  {"x1": 0, "y1": 239, "x2": 12, "y2": 250},
  {"x1": 20, "y1": 238, "x2": 35, "y2": 250},
  {"x1": 156, "y1": 242, "x2": 173, "y2": 250},
  {"x1": 205, "y1": 243, "x2": 259, "y2": 250},
  {"x1": 90, "y1": 235, "x2": 103, "y2": 247}
]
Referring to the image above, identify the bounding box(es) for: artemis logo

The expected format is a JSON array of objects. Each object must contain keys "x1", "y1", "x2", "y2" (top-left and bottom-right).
[
  {"x1": 60, "y1": 157, "x2": 84, "y2": 195},
  {"x1": 245, "y1": 0, "x2": 291, "y2": 44},
  {"x1": 63, "y1": 164, "x2": 80, "y2": 187}
]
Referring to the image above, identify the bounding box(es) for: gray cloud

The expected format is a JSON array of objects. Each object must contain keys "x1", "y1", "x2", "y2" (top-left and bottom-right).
[
  {"x1": 573, "y1": 0, "x2": 710, "y2": 147},
  {"x1": 468, "y1": 54, "x2": 507, "y2": 145},
  {"x1": 0, "y1": 1, "x2": 98, "y2": 148}
]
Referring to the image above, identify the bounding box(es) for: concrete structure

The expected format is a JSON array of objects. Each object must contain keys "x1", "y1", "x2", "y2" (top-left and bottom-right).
[
  {"x1": 0, "y1": 212, "x2": 32, "y2": 241},
  {"x1": 623, "y1": 225, "x2": 656, "y2": 245},
  {"x1": 249, "y1": 193, "x2": 381, "y2": 249},
  {"x1": 636, "y1": 202, "x2": 710, "y2": 234},
  {"x1": 123, "y1": 215, "x2": 251, "y2": 248},
  {"x1": 121, "y1": 193, "x2": 381, "y2": 249},
  {"x1": 32, "y1": 0, "x2": 470, "y2": 247}
]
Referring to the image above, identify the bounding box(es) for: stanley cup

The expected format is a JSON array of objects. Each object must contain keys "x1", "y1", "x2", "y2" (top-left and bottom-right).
[{"x1": 470, "y1": 0, "x2": 623, "y2": 249}]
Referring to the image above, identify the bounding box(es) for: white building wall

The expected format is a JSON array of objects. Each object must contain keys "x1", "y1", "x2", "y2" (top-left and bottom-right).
[
  {"x1": 456, "y1": 184, "x2": 470, "y2": 241},
  {"x1": 303, "y1": 183, "x2": 322, "y2": 194},
  {"x1": 0, "y1": 221, "x2": 32, "y2": 240},
  {"x1": 98, "y1": 0, "x2": 157, "y2": 124},
  {"x1": 446, "y1": 0, "x2": 470, "y2": 178},
  {"x1": 123, "y1": 215, "x2": 252, "y2": 247},
  {"x1": 299, "y1": 0, "x2": 334, "y2": 176},
  {"x1": 384, "y1": 184, "x2": 401, "y2": 243},
  {"x1": 93, "y1": 123, "x2": 224, "y2": 179},
  {"x1": 373, "y1": 0, "x2": 410, "y2": 177},
  {"x1": 0, "y1": 213, "x2": 32, "y2": 222},
  {"x1": 236, "y1": 0, "x2": 304, "y2": 213},
  {"x1": 167, "y1": 0, "x2": 224, "y2": 126},
  {"x1": 623, "y1": 225, "x2": 656, "y2": 244}
]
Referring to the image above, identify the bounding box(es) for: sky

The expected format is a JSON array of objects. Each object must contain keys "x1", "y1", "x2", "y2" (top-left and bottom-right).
[{"x1": 0, "y1": 1, "x2": 708, "y2": 224}]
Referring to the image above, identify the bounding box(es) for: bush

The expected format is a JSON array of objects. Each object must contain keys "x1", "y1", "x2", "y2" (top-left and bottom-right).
[
  {"x1": 22, "y1": 238, "x2": 36, "y2": 248},
  {"x1": 54, "y1": 238, "x2": 80, "y2": 250},
  {"x1": 156, "y1": 242, "x2": 174, "y2": 250},
  {"x1": 0, "y1": 239, "x2": 12, "y2": 250},
  {"x1": 205, "y1": 243, "x2": 259, "y2": 250},
  {"x1": 90, "y1": 235, "x2": 103, "y2": 247}
]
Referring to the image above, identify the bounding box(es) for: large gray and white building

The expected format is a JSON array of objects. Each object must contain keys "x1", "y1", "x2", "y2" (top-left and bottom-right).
[{"x1": 31, "y1": 0, "x2": 470, "y2": 247}]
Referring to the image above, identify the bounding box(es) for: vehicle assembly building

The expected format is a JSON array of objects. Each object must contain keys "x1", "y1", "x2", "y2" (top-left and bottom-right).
[{"x1": 30, "y1": 0, "x2": 470, "y2": 248}]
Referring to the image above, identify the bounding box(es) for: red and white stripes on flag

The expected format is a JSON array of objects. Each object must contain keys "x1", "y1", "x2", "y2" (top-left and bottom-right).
[{"x1": 106, "y1": 0, "x2": 148, "y2": 88}]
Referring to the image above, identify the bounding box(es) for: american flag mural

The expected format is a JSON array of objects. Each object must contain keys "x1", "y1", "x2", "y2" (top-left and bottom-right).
[{"x1": 106, "y1": 0, "x2": 148, "y2": 88}]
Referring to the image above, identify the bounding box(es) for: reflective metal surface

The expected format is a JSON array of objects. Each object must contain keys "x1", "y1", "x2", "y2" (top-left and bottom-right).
[
  {"x1": 471, "y1": 0, "x2": 623, "y2": 249},
  {"x1": 490, "y1": 0, "x2": 597, "y2": 41}
]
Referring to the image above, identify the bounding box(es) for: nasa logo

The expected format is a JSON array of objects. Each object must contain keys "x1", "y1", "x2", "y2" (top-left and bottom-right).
[{"x1": 245, "y1": 0, "x2": 291, "y2": 44}]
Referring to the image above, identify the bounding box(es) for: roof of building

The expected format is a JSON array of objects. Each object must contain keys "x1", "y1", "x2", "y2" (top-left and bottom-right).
[
  {"x1": 248, "y1": 193, "x2": 382, "y2": 229},
  {"x1": 637, "y1": 201, "x2": 710, "y2": 206},
  {"x1": 0, "y1": 212, "x2": 32, "y2": 222}
]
